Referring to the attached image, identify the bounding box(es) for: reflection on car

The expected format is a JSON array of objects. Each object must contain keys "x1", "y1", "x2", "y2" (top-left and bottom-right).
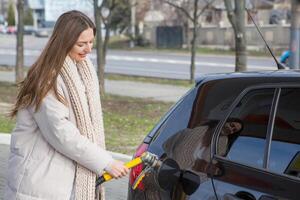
[{"x1": 127, "y1": 71, "x2": 300, "y2": 200}]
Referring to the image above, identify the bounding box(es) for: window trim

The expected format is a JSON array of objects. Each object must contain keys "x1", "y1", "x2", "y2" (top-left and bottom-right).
[
  {"x1": 263, "y1": 88, "x2": 281, "y2": 169},
  {"x1": 211, "y1": 83, "x2": 300, "y2": 178}
]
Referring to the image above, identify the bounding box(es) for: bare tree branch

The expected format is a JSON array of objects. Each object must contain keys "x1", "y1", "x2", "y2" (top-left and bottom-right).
[
  {"x1": 196, "y1": 0, "x2": 216, "y2": 18},
  {"x1": 164, "y1": 0, "x2": 194, "y2": 21},
  {"x1": 224, "y1": 0, "x2": 236, "y2": 28}
]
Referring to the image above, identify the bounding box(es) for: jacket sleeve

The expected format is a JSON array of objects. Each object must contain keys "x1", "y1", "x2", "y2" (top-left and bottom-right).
[{"x1": 32, "y1": 91, "x2": 113, "y2": 176}]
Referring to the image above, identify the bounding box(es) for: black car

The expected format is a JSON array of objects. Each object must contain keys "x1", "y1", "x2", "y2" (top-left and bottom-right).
[{"x1": 128, "y1": 70, "x2": 300, "y2": 200}]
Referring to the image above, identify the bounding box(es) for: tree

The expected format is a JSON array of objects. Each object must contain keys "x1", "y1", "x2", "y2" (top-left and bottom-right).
[
  {"x1": 24, "y1": 8, "x2": 33, "y2": 25},
  {"x1": 94, "y1": 0, "x2": 130, "y2": 96},
  {"x1": 289, "y1": 0, "x2": 300, "y2": 69},
  {"x1": 16, "y1": 0, "x2": 24, "y2": 83},
  {"x1": 224, "y1": 0, "x2": 247, "y2": 72},
  {"x1": 7, "y1": 0, "x2": 15, "y2": 26},
  {"x1": 162, "y1": 0, "x2": 216, "y2": 83},
  {"x1": 109, "y1": 0, "x2": 130, "y2": 33}
]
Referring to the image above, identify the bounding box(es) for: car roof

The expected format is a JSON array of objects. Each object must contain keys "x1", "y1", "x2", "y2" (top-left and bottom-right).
[{"x1": 195, "y1": 70, "x2": 300, "y2": 85}]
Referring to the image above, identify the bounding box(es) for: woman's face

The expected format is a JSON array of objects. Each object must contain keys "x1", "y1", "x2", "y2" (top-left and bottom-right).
[
  {"x1": 222, "y1": 121, "x2": 242, "y2": 136},
  {"x1": 69, "y1": 28, "x2": 94, "y2": 62}
]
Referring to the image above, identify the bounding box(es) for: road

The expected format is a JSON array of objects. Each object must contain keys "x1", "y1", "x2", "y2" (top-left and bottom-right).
[{"x1": 0, "y1": 34, "x2": 277, "y2": 79}]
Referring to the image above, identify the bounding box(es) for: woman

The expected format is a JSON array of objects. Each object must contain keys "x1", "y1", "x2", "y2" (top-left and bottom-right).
[{"x1": 5, "y1": 10, "x2": 128, "y2": 200}]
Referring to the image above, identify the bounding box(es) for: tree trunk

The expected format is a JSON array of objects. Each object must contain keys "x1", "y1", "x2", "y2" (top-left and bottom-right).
[
  {"x1": 94, "y1": 1, "x2": 105, "y2": 96},
  {"x1": 189, "y1": 0, "x2": 199, "y2": 83},
  {"x1": 16, "y1": 0, "x2": 24, "y2": 83},
  {"x1": 190, "y1": 21, "x2": 197, "y2": 83},
  {"x1": 103, "y1": 23, "x2": 110, "y2": 61},
  {"x1": 234, "y1": 0, "x2": 247, "y2": 72},
  {"x1": 225, "y1": 0, "x2": 247, "y2": 72},
  {"x1": 289, "y1": 0, "x2": 300, "y2": 69}
]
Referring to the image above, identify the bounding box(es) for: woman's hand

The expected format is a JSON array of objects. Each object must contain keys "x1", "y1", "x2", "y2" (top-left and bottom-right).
[{"x1": 105, "y1": 160, "x2": 129, "y2": 179}]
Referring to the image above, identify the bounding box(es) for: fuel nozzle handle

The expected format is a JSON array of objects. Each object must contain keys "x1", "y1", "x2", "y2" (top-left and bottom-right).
[{"x1": 96, "y1": 152, "x2": 159, "y2": 187}]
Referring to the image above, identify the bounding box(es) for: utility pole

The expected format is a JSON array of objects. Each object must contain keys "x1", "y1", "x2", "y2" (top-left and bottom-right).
[
  {"x1": 130, "y1": 0, "x2": 136, "y2": 48},
  {"x1": 289, "y1": 0, "x2": 300, "y2": 69},
  {"x1": 16, "y1": 0, "x2": 24, "y2": 83}
]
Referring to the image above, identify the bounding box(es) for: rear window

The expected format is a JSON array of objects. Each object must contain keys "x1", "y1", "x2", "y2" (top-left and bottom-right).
[
  {"x1": 269, "y1": 88, "x2": 300, "y2": 178},
  {"x1": 216, "y1": 88, "x2": 275, "y2": 168}
]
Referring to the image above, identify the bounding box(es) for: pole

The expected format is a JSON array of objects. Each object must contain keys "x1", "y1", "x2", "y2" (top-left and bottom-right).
[{"x1": 289, "y1": 0, "x2": 300, "y2": 69}]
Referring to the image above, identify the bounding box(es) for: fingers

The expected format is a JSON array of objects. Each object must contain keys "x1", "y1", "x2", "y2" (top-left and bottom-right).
[{"x1": 105, "y1": 160, "x2": 129, "y2": 179}]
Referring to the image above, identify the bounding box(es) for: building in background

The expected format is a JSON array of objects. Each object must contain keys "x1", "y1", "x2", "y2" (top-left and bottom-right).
[
  {"x1": 27, "y1": 0, "x2": 93, "y2": 28},
  {"x1": 0, "y1": 0, "x2": 11, "y2": 18},
  {"x1": 138, "y1": 0, "x2": 291, "y2": 49}
]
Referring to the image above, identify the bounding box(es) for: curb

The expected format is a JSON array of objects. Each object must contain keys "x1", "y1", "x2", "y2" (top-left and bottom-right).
[
  {"x1": 0, "y1": 133, "x2": 132, "y2": 160},
  {"x1": 0, "y1": 133, "x2": 10, "y2": 145}
]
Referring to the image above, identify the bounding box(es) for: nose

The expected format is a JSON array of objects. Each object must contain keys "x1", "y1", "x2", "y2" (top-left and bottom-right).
[{"x1": 85, "y1": 44, "x2": 92, "y2": 53}]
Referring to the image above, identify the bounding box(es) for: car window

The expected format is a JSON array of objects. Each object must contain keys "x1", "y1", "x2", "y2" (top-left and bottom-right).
[
  {"x1": 216, "y1": 88, "x2": 275, "y2": 169},
  {"x1": 151, "y1": 86, "x2": 198, "y2": 148},
  {"x1": 269, "y1": 88, "x2": 300, "y2": 179}
]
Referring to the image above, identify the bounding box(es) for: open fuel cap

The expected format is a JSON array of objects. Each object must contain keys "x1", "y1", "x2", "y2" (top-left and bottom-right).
[
  {"x1": 156, "y1": 158, "x2": 181, "y2": 191},
  {"x1": 156, "y1": 158, "x2": 201, "y2": 195},
  {"x1": 181, "y1": 170, "x2": 201, "y2": 195}
]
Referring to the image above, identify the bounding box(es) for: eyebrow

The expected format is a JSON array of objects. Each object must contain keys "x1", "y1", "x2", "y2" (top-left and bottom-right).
[{"x1": 77, "y1": 40, "x2": 93, "y2": 44}]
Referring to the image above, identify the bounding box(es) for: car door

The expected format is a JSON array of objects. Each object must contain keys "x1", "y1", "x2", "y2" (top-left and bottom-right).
[{"x1": 211, "y1": 85, "x2": 300, "y2": 200}]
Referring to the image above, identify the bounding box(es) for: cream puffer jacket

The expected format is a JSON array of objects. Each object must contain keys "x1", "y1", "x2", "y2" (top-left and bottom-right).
[{"x1": 4, "y1": 75, "x2": 113, "y2": 200}]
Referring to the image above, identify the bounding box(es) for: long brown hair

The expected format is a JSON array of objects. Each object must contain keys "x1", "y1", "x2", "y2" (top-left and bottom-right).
[{"x1": 11, "y1": 10, "x2": 96, "y2": 117}]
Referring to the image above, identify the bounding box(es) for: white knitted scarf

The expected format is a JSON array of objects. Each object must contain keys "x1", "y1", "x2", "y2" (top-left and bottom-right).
[{"x1": 60, "y1": 56, "x2": 106, "y2": 200}]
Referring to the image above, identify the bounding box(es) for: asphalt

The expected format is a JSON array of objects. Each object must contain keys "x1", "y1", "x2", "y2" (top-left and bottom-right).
[{"x1": 0, "y1": 71, "x2": 191, "y2": 199}]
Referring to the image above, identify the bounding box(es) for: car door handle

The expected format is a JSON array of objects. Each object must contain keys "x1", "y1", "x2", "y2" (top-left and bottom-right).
[
  {"x1": 223, "y1": 193, "x2": 243, "y2": 200},
  {"x1": 235, "y1": 191, "x2": 256, "y2": 200}
]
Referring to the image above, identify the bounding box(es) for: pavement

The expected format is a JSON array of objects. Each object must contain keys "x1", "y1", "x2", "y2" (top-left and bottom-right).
[
  {"x1": 0, "y1": 71, "x2": 190, "y2": 102},
  {"x1": 0, "y1": 70, "x2": 191, "y2": 199}
]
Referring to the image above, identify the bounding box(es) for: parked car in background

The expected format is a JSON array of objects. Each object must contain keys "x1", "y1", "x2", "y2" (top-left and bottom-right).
[
  {"x1": 0, "y1": 24, "x2": 7, "y2": 34},
  {"x1": 24, "y1": 25, "x2": 36, "y2": 35},
  {"x1": 128, "y1": 70, "x2": 300, "y2": 200},
  {"x1": 6, "y1": 26, "x2": 16, "y2": 34},
  {"x1": 34, "y1": 28, "x2": 49, "y2": 37}
]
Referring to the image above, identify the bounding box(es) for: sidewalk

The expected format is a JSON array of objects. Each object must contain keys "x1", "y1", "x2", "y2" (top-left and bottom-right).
[{"x1": 0, "y1": 71, "x2": 190, "y2": 102}]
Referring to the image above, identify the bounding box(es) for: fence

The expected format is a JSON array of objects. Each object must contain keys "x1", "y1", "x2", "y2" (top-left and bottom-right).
[{"x1": 144, "y1": 24, "x2": 290, "y2": 50}]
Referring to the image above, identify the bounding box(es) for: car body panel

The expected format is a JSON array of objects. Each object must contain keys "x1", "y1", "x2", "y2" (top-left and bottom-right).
[{"x1": 128, "y1": 70, "x2": 300, "y2": 200}]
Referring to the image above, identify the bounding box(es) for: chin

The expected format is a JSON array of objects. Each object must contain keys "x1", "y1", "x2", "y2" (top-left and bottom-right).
[{"x1": 76, "y1": 57, "x2": 86, "y2": 62}]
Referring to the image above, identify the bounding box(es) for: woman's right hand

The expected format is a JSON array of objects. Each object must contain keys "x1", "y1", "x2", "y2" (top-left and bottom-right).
[{"x1": 105, "y1": 160, "x2": 129, "y2": 179}]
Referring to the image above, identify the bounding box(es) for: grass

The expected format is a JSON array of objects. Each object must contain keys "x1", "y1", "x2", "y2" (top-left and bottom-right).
[
  {"x1": 106, "y1": 74, "x2": 193, "y2": 87},
  {"x1": 0, "y1": 115, "x2": 15, "y2": 133},
  {"x1": 102, "y1": 95, "x2": 171, "y2": 154},
  {"x1": 0, "y1": 82, "x2": 172, "y2": 155},
  {"x1": 0, "y1": 81, "x2": 18, "y2": 103}
]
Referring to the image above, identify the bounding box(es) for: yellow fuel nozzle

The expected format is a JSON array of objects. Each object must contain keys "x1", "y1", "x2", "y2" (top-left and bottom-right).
[
  {"x1": 140, "y1": 152, "x2": 161, "y2": 168},
  {"x1": 96, "y1": 152, "x2": 159, "y2": 187}
]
